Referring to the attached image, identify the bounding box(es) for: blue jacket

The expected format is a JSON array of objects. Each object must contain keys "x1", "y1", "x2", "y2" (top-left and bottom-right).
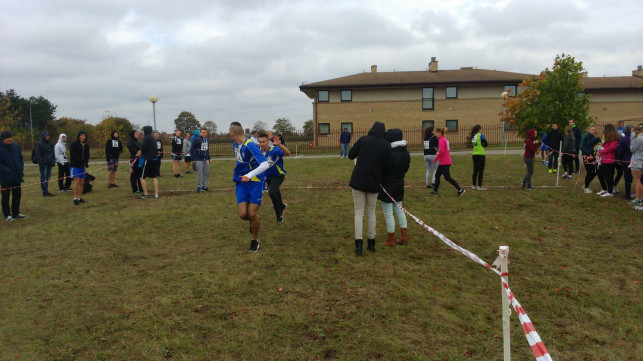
[
  {"x1": 340, "y1": 131, "x2": 351, "y2": 144},
  {"x1": 579, "y1": 132, "x2": 600, "y2": 156},
  {"x1": 34, "y1": 131, "x2": 56, "y2": 166},
  {"x1": 0, "y1": 142, "x2": 24, "y2": 185}
]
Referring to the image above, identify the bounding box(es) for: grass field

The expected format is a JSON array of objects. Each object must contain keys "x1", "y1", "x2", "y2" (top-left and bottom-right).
[{"x1": 1, "y1": 153, "x2": 640, "y2": 360}]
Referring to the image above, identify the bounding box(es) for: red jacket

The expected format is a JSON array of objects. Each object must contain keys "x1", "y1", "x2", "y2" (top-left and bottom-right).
[{"x1": 523, "y1": 129, "x2": 539, "y2": 158}]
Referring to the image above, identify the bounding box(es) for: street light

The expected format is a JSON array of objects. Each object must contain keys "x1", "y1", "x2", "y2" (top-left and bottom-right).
[{"x1": 149, "y1": 94, "x2": 158, "y2": 131}]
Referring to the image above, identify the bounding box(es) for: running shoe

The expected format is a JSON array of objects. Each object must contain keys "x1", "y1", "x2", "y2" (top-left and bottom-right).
[
  {"x1": 457, "y1": 189, "x2": 466, "y2": 197},
  {"x1": 249, "y1": 240, "x2": 260, "y2": 252}
]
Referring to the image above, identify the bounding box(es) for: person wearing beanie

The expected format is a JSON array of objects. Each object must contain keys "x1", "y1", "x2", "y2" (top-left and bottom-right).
[
  {"x1": 34, "y1": 130, "x2": 56, "y2": 196},
  {"x1": 69, "y1": 131, "x2": 90, "y2": 205},
  {"x1": 378, "y1": 128, "x2": 410, "y2": 246},
  {"x1": 0, "y1": 131, "x2": 27, "y2": 221},
  {"x1": 55, "y1": 133, "x2": 72, "y2": 192},
  {"x1": 105, "y1": 130, "x2": 123, "y2": 188}
]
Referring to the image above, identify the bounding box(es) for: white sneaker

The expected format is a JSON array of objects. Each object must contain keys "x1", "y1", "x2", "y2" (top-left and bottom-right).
[
  {"x1": 472, "y1": 185, "x2": 478, "y2": 190},
  {"x1": 613, "y1": 186, "x2": 619, "y2": 194},
  {"x1": 600, "y1": 192, "x2": 613, "y2": 197},
  {"x1": 583, "y1": 188, "x2": 593, "y2": 194},
  {"x1": 5, "y1": 215, "x2": 14, "y2": 222},
  {"x1": 635, "y1": 205, "x2": 643, "y2": 211},
  {"x1": 596, "y1": 190, "x2": 607, "y2": 196},
  {"x1": 477, "y1": 186, "x2": 488, "y2": 190}
]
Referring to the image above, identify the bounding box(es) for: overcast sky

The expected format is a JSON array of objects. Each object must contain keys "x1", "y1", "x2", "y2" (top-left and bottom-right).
[{"x1": 1, "y1": 0, "x2": 641, "y2": 132}]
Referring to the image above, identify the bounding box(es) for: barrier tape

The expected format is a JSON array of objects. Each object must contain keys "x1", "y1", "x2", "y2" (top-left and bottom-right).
[
  {"x1": 543, "y1": 144, "x2": 642, "y2": 168},
  {"x1": 379, "y1": 184, "x2": 553, "y2": 361}
]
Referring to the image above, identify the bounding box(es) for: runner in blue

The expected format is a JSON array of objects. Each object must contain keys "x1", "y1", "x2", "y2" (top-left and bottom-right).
[
  {"x1": 230, "y1": 122, "x2": 269, "y2": 252},
  {"x1": 258, "y1": 133, "x2": 290, "y2": 223}
]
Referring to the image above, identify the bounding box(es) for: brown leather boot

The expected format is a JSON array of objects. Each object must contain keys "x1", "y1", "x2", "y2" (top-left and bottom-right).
[
  {"x1": 383, "y1": 232, "x2": 396, "y2": 246},
  {"x1": 397, "y1": 228, "x2": 410, "y2": 245}
]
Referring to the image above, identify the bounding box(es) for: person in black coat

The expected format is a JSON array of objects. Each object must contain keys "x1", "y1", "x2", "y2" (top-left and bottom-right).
[
  {"x1": 138, "y1": 126, "x2": 159, "y2": 199},
  {"x1": 126, "y1": 129, "x2": 143, "y2": 194},
  {"x1": 69, "y1": 131, "x2": 90, "y2": 205},
  {"x1": 0, "y1": 131, "x2": 27, "y2": 221},
  {"x1": 34, "y1": 130, "x2": 56, "y2": 196},
  {"x1": 546, "y1": 123, "x2": 563, "y2": 173},
  {"x1": 378, "y1": 129, "x2": 410, "y2": 246},
  {"x1": 348, "y1": 121, "x2": 392, "y2": 255},
  {"x1": 105, "y1": 130, "x2": 123, "y2": 188}
]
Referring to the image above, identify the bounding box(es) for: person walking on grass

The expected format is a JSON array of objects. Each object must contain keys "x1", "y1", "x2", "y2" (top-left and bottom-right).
[
  {"x1": 546, "y1": 123, "x2": 562, "y2": 173},
  {"x1": 339, "y1": 128, "x2": 351, "y2": 158},
  {"x1": 191, "y1": 127, "x2": 211, "y2": 193},
  {"x1": 258, "y1": 132, "x2": 290, "y2": 223},
  {"x1": 105, "y1": 130, "x2": 122, "y2": 188},
  {"x1": 423, "y1": 126, "x2": 439, "y2": 189},
  {"x1": 470, "y1": 124, "x2": 488, "y2": 190},
  {"x1": 378, "y1": 129, "x2": 410, "y2": 246},
  {"x1": 126, "y1": 129, "x2": 143, "y2": 194},
  {"x1": 616, "y1": 125, "x2": 634, "y2": 200},
  {"x1": 580, "y1": 126, "x2": 601, "y2": 193},
  {"x1": 561, "y1": 127, "x2": 576, "y2": 179},
  {"x1": 55, "y1": 133, "x2": 72, "y2": 192},
  {"x1": 596, "y1": 124, "x2": 619, "y2": 197},
  {"x1": 429, "y1": 127, "x2": 465, "y2": 197},
  {"x1": 521, "y1": 129, "x2": 539, "y2": 190},
  {"x1": 0, "y1": 131, "x2": 27, "y2": 221},
  {"x1": 628, "y1": 124, "x2": 643, "y2": 210},
  {"x1": 171, "y1": 129, "x2": 183, "y2": 179},
  {"x1": 139, "y1": 126, "x2": 159, "y2": 199},
  {"x1": 348, "y1": 121, "x2": 392, "y2": 255},
  {"x1": 69, "y1": 131, "x2": 90, "y2": 205},
  {"x1": 183, "y1": 133, "x2": 192, "y2": 174},
  {"x1": 230, "y1": 122, "x2": 269, "y2": 252},
  {"x1": 34, "y1": 130, "x2": 56, "y2": 197}
]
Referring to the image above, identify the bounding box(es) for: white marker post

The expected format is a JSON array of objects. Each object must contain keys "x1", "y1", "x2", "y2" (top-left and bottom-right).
[{"x1": 498, "y1": 246, "x2": 511, "y2": 361}]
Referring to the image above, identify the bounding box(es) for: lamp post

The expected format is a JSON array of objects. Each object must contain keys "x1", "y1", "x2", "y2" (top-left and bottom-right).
[
  {"x1": 149, "y1": 94, "x2": 158, "y2": 131},
  {"x1": 29, "y1": 100, "x2": 34, "y2": 148}
]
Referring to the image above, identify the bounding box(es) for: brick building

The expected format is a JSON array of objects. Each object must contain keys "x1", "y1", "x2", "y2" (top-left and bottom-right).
[{"x1": 299, "y1": 59, "x2": 643, "y2": 146}]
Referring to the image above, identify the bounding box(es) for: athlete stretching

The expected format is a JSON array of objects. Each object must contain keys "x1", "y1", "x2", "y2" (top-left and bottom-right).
[{"x1": 230, "y1": 122, "x2": 269, "y2": 252}]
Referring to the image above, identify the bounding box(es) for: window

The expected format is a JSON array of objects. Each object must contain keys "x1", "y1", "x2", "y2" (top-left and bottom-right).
[
  {"x1": 318, "y1": 123, "x2": 330, "y2": 135},
  {"x1": 422, "y1": 87, "x2": 434, "y2": 110},
  {"x1": 446, "y1": 120, "x2": 458, "y2": 132},
  {"x1": 341, "y1": 90, "x2": 352, "y2": 102},
  {"x1": 422, "y1": 120, "x2": 434, "y2": 130},
  {"x1": 446, "y1": 86, "x2": 458, "y2": 99},
  {"x1": 504, "y1": 85, "x2": 517, "y2": 97},
  {"x1": 340, "y1": 122, "x2": 353, "y2": 133},
  {"x1": 318, "y1": 90, "x2": 329, "y2": 102}
]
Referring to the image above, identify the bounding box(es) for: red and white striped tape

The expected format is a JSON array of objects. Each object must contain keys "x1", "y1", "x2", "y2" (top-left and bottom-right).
[{"x1": 380, "y1": 184, "x2": 554, "y2": 361}]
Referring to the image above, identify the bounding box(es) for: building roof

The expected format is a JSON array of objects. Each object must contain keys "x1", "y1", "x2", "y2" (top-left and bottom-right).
[{"x1": 299, "y1": 68, "x2": 643, "y2": 98}]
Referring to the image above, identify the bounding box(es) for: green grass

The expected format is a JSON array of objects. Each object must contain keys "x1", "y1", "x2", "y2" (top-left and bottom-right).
[{"x1": 1, "y1": 154, "x2": 640, "y2": 360}]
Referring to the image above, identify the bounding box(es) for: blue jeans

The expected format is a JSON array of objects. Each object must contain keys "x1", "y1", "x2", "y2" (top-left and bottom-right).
[
  {"x1": 39, "y1": 164, "x2": 52, "y2": 194},
  {"x1": 340, "y1": 143, "x2": 349, "y2": 157}
]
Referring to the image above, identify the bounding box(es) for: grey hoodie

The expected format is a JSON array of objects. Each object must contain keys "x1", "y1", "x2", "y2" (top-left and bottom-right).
[{"x1": 55, "y1": 133, "x2": 68, "y2": 165}]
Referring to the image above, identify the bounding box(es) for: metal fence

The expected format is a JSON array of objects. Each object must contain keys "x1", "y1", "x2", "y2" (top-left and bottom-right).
[{"x1": 12, "y1": 119, "x2": 635, "y2": 160}]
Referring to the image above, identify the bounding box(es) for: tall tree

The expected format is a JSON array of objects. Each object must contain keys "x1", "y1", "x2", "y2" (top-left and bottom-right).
[
  {"x1": 500, "y1": 54, "x2": 592, "y2": 135},
  {"x1": 273, "y1": 117, "x2": 296, "y2": 135},
  {"x1": 174, "y1": 111, "x2": 201, "y2": 136},
  {"x1": 202, "y1": 120, "x2": 218, "y2": 136},
  {"x1": 96, "y1": 113, "x2": 135, "y2": 144},
  {"x1": 303, "y1": 119, "x2": 313, "y2": 136},
  {"x1": 0, "y1": 96, "x2": 19, "y2": 133},
  {"x1": 46, "y1": 117, "x2": 98, "y2": 145},
  {"x1": 1, "y1": 90, "x2": 57, "y2": 132},
  {"x1": 252, "y1": 121, "x2": 268, "y2": 133}
]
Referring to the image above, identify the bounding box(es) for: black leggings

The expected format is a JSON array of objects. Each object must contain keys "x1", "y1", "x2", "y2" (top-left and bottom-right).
[
  {"x1": 562, "y1": 154, "x2": 574, "y2": 173},
  {"x1": 434, "y1": 165, "x2": 461, "y2": 193},
  {"x1": 267, "y1": 174, "x2": 285, "y2": 214},
  {"x1": 58, "y1": 163, "x2": 72, "y2": 190},
  {"x1": 1, "y1": 183, "x2": 21, "y2": 218},
  {"x1": 584, "y1": 161, "x2": 597, "y2": 188},
  {"x1": 472, "y1": 155, "x2": 485, "y2": 187},
  {"x1": 130, "y1": 162, "x2": 143, "y2": 193},
  {"x1": 597, "y1": 163, "x2": 616, "y2": 193}
]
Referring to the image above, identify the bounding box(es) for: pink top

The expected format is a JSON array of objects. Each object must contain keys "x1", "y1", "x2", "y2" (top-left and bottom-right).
[
  {"x1": 434, "y1": 136, "x2": 452, "y2": 165},
  {"x1": 599, "y1": 140, "x2": 617, "y2": 164}
]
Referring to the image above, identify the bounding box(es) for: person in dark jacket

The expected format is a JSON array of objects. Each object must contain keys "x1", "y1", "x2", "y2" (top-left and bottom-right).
[
  {"x1": 69, "y1": 131, "x2": 90, "y2": 205},
  {"x1": 0, "y1": 131, "x2": 27, "y2": 221},
  {"x1": 561, "y1": 127, "x2": 576, "y2": 179},
  {"x1": 348, "y1": 121, "x2": 392, "y2": 255},
  {"x1": 423, "y1": 126, "x2": 439, "y2": 188},
  {"x1": 153, "y1": 131, "x2": 163, "y2": 177},
  {"x1": 191, "y1": 127, "x2": 211, "y2": 192},
  {"x1": 105, "y1": 130, "x2": 123, "y2": 188},
  {"x1": 579, "y1": 126, "x2": 601, "y2": 193},
  {"x1": 171, "y1": 129, "x2": 183, "y2": 179},
  {"x1": 616, "y1": 125, "x2": 634, "y2": 199},
  {"x1": 126, "y1": 129, "x2": 143, "y2": 194},
  {"x1": 569, "y1": 119, "x2": 582, "y2": 173},
  {"x1": 378, "y1": 129, "x2": 410, "y2": 246},
  {"x1": 521, "y1": 129, "x2": 539, "y2": 190},
  {"x1": 546, "y1": 123, "x2": 563, "y2": 173},
  {"x1": 339, "y1": 128, "x2": 351, "y2": 158},
  {"x1": 139, "y1": 126, "x2": 159, "y2": 199},
  {"x1": 34, "y1": 130, "x2": 56, "y2": 196}
]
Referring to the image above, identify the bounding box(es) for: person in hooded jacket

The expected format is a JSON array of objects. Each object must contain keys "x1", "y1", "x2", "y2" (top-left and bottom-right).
[
  {"x1": 126, "y1": 129, "x2": 143, "y2": 194},
  {"x1": 34, "y1": 130, "x2": 56, "y2": 196},
  {"x1": 378, "y1": 129, "x2": 410, "y2": 246},
  {"x1": 69, "y1": 131, "x2": 90, "y2": 205},
  {"x1": 105, "y1": 130, "x2": 123, "y2": 188},
  {"x1": 0, "y1": 131, "x2": 27, "y2": 221},
  {"x1": 55, "y1": 133, "x2": 72, "y2": 192},
  {"x1": 139, "y1": 126, "x2": 159, "y2": 199},
  {"x1": 348, "y1": 121, "x2": 392, "y2": 255},
  {"x1": 546, "y1": 123, "x2": 563, "y2": 173},
  {"x1": 521, "y1": 129, "x2": 539, "y2": 190}
]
